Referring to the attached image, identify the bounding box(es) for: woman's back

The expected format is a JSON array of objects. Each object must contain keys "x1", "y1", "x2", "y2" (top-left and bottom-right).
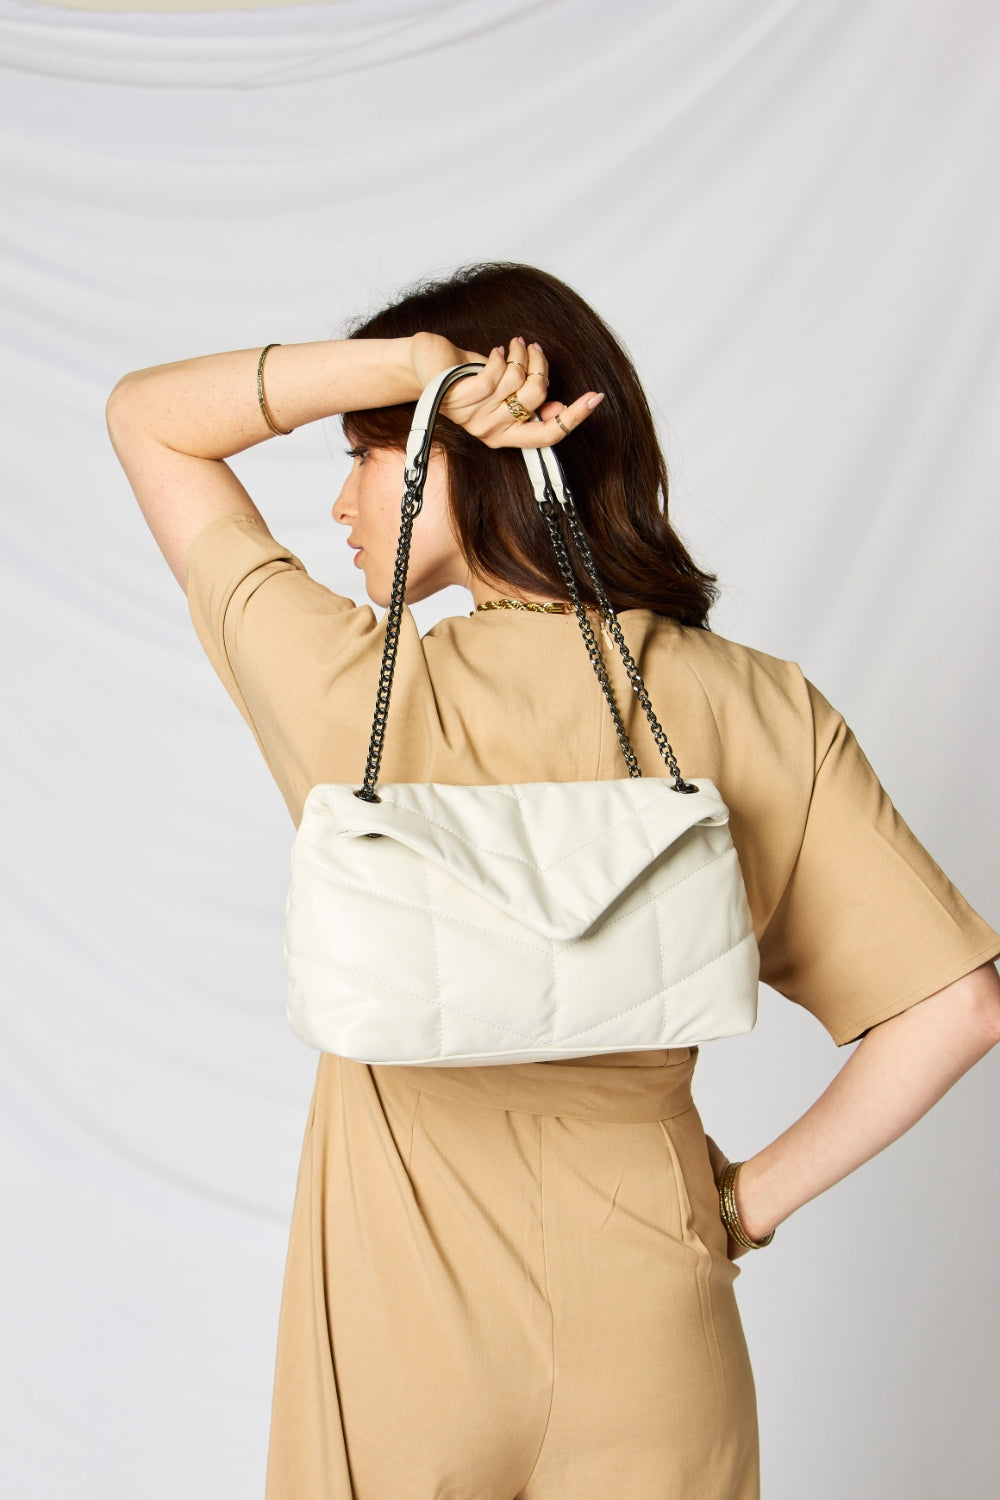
[{"x1": 187, "y1": 510, "x2": 997, "y2": 1054}]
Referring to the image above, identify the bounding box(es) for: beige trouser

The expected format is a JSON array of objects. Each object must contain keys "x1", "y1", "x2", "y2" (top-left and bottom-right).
[{"x1": 265, "y1": 1047, "x2": 759, "y2": 1500}]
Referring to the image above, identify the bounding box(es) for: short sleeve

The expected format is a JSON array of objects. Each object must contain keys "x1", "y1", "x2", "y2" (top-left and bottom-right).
[
  {"x1": 184, "y1": 512, "x2": 316, "y2": 725},
  {"x1": 183, "y1": 513, "x2": 429, "y2": 822},
  {"x1": 757, "y1": 682, "x2": 1000, "y2": 1045}
]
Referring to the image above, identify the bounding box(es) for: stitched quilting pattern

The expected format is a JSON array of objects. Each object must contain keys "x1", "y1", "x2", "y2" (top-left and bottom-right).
[
  {"x1": 285, "y1": 778, "x2": 759, "y2": 1065},
  {"x1": 309, "y1": 777, "x2": 729, "y2": 940}
]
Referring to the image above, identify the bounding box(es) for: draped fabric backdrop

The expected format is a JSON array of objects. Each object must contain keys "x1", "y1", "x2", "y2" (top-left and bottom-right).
[{"x1": 2, "y1": 2, "x2": 998, "y2": 1496}]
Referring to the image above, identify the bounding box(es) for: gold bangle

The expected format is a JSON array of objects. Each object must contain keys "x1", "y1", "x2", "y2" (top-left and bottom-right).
[
  {"x1": 257, "y1": 343, "x2": 293, "y2": 436},
  {"x1": 718, "y1": 1161, "x2": 775, "y2": 1250}
]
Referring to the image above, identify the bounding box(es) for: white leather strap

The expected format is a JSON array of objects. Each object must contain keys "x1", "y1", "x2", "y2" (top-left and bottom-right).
[
  {"x1": 404, "y1": 362, "x2": 572, "y2": 509},
  {"x1": 520, "y1": 444, "x2": 571, "y2": 509},
  {"x1": 404, "y1": 362, "x2": 483, "y2": 482}
]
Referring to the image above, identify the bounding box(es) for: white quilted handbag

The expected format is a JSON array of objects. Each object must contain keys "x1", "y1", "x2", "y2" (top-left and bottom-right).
[{"x1": 284, "y1": 364, "x2": 759, "y2": 1065}]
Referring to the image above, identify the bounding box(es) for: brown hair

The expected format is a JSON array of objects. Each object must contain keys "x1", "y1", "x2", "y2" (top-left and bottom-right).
[{"x1": 344, "y1": 263, "x2": 717, "y2": 627}]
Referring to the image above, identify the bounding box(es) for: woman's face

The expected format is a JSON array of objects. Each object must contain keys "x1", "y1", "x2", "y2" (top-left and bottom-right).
[{"x1": 332, "y1": 444, "x2": 467, "y2": 607}]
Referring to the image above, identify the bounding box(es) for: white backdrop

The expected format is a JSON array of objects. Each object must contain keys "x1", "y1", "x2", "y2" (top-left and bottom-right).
[{"x1": 2, "y1": 2, "x2": 999, "y2": 1496}]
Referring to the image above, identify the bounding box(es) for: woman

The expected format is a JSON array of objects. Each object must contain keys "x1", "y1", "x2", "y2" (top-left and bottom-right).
[{"x1": 107, "y1": 263, "x2": 1000, "y2": 1500}]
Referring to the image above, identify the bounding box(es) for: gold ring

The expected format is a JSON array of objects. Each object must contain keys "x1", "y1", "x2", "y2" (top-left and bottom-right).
[
  {"x1": 527, "y1": 370, "x2": 549, "y2": 385},
  {"x1": 505, "y1": 360, "x2": 528, "y2": 375},
  {"x1": 554, "y1": 412, "x2": 570, "y2": 435},
  {"x1": 504, "y1": 393, "x2": 534, "y2": 423}
]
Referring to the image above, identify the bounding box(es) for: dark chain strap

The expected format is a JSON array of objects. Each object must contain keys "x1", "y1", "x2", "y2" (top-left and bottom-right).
[
  {"x1": 355, "y1": 363, "x2": 696, "y2": 799},
  {"x1": 356, "y1": 484, "x2": 421, "y2": 802},
  {"x1": 561, "y1": 499, "x2": 697, "y2": 793},
  {"x1": 539, "y1": 503, "x2": 642, "y2": 777}
]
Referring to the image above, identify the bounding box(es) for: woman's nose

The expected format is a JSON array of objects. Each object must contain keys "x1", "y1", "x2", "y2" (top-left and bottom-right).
[{"x1": 332, "y1": 474, "x2": 356, "y2": 524}]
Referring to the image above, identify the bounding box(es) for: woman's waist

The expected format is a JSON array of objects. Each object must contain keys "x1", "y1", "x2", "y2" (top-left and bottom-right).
[{"x1": 374, "y1": 1046, "x2": 697, "y2": 1121}]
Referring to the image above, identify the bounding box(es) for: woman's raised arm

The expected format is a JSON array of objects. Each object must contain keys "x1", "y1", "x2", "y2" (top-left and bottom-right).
[
  {"x1": 106, "y1": 333, "x2": 604, "y2": 588},
  {"x1": 106, "y1": 337, "x2": 440, "y2": 587}
]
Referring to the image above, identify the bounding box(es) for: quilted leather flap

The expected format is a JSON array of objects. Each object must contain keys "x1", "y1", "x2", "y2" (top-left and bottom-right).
[{"x1": 301, "y1": 778, "x2": 732, "y2": 941}]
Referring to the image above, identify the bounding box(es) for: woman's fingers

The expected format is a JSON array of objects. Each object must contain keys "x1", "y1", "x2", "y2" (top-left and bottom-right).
[
  {"x1": 440, "y1": 336, "x2": 604, "y2": 447},
  {"x1": 498, "y1": 338, "x2": 550, "y2": 412},
  {"x1": 437, "y1": 345, "x2": 506, "y2": 419},
  {"x1": 477, "y1": 337, "x2": 548, "y2": 410},
  {"x1": 510, "y1": 392, "x2": 604, "y2": 447},
  {"x1": 480, "y1": 390, "x2": 604, "y2": 448}
]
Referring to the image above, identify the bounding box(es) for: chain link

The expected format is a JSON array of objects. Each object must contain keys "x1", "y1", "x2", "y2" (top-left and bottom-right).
[
  {"x1": 356, "y1": 485, "x2": 421, "y2": 802},
  {"x1": 540, "y1": 503, "x2": 642, "y2": 777},
  {"x1": 561, "y1": 499, "x2": 697, "y2": 793},
  {"x1": 356, "y1": 476, "x2": 697, "y2": 799}
]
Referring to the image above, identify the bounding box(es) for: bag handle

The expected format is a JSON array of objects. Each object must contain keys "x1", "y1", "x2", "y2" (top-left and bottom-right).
[{"x1": 355, "y1": 363, "x2": 697, "y2": 802}]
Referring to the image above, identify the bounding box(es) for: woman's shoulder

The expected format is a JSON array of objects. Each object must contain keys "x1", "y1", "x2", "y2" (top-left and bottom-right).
[
  {"x1": 628, "y1": 612, "x2": 818, "y2": 724},
  {"x1": 426, "y1": 605, "x2": 825, "y2": 751}
]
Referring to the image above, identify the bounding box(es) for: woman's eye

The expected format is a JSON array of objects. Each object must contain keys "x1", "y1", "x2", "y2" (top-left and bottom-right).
[{"x1": 345, "y1": 446, "x2": 369, "y2": 464}]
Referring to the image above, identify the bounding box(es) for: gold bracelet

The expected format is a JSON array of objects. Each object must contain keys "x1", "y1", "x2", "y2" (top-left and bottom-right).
[
  {"x1": 257, "y1": 343, "x2": 293, "y2": 436},
  {"x1": 718, "y1": 1161, "x2": 775, "y2": 1250}
]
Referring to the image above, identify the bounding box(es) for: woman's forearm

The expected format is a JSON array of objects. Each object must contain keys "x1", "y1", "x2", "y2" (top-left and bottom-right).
[
  {"x1": 106, "y1": 333, "x2": 476, "y2": 585},
  {"x1": 735, "y1": 960, "x2": 1000, "y2": 1243},
  {"x1": 108, "y1": 336, "x2": 423, "y2": 461}
]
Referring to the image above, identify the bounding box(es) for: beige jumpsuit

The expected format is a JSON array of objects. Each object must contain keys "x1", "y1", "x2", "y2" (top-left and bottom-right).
[{"x1": 186, "y1": 515, "x2": 1000, "y2": 1500}]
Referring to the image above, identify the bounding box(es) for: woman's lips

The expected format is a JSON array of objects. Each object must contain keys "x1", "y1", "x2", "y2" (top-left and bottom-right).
[{"x1": 353, "y1": 549, "x2": 363, "y2": 566}]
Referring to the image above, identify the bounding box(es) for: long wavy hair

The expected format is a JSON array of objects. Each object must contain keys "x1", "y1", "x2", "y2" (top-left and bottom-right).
[{"x1": 344, "y1": 263, "x2": 717, "y2": 628}]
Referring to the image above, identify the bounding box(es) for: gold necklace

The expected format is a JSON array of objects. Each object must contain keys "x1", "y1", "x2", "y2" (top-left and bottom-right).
[{"x1": 472, "y1": 598, "x2": 577, "y2": 615}]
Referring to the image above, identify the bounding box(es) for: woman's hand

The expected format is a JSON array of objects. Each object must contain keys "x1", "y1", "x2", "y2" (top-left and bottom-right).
[
  {"x1": 409, "y1": 332, "x2": 604, "y2": 448},
  {"x1": 704, "y1": 1135, "x2": 752, "y2": 1262}
]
